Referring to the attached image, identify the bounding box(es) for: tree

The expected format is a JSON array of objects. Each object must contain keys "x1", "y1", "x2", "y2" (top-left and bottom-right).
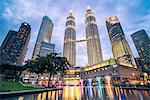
[
  {"x1": 46, "y1": 53, "x2": 58, "y2": 87},
  {"x1": 24, "y1": 57, "x2": 48, "y2": 83},
  {"x1": 46, "y1": 53, "x2": 70, "y2": 87},
  {"x1": 24, "y1": 52, "x2": 70, "y2": 87},
  {"x1": 0, "y1": 64, "x2": 25, "y2": 81},
  {"x1": 55, "y1": 56, "x2": 70, "y2": 80}
]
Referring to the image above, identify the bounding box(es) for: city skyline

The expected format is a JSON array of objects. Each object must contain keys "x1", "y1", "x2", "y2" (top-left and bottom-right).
[{"x1": 0, "y1": 0, "x2": 150, "y2": 66}]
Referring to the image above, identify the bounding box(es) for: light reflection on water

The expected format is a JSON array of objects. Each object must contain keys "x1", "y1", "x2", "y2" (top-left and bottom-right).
[{"x1": 2, "y1": 86, "x2": 150, "y2": 100}]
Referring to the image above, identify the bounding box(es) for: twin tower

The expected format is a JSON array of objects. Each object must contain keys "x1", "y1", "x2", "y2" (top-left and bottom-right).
[{"x1": 63, "y1": 7, "x2": 103, "y2": 67}]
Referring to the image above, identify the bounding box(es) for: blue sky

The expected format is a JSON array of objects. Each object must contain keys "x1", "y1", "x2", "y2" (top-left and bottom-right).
[{"x1": 0, "y1": 0, "x2": 150, "y2": 66}]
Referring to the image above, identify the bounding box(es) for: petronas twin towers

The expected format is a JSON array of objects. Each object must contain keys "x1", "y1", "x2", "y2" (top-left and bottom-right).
[{"x1": 63, "y1": 7, "x2": 103, "y2": 67}]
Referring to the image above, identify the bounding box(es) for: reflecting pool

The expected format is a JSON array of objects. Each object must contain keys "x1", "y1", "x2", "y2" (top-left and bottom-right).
[{"x1": 2, "y1": 86, "x2": 150, "y2": 100}]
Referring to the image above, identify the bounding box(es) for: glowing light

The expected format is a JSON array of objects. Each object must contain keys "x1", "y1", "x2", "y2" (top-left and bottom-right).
[
  {"x1": 18, "y1": 96, "x2": 24, "y2": 100},
  {"x1": 39, "y1": 81, "x2": 42, "y2": 86},
  {"x1": 105, "y1": 76, "x2": 114, "y2": 100},
  {"x1": 88, "y1": 79, "x2": 92, "y2": 87},
  {"x1": 83, "y1": 59, "x2": 115, "y2": 71},
  {"x1": 66, "y1": 81, "x2": 69, "y2": 87},
  {"x1": 80, "y1": 79, "x2": 84, "y2": 87},
  {"x1": 41, "y1": 77, "x2": 44, "y2": 79},
  {"x1": 96, "y1": 77, "x2": 103, "y2": 99},
  {"x1": 52, "y1": 80, "x2": 56, "y2": 86},
  {"x1": 45, "y1": 81, "x2": 48, "y2": 87},
  {"x1": 80, "y1": 85, "x2": 84, "y2": 95},
  {"x1": 58, "y1": 81, "x2": 62, "y2": 88},
  {"x1": 87, "y1": 5, "x2": 91, "y2": 10},
  {"x1": 32, "y1": 81, "x2": 35, "y2": 84},
  {"x1": 69, "y1": 10, "x2": 72, "y2": 13}
]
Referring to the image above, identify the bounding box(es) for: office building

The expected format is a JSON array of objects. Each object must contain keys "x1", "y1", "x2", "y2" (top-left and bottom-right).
[
  {"x1": 106, "y1": 16, "x2": 136, "y2": 68},
  {"x1": 134, "y1": 58, "x2": 144, "y2": 71},
  {"x1": 39, "y1": 42, "x2": 55, "y2": 57},
  {"x1": 131, "y1": 29, "x2": 150, "y2": 71},
  {"x1": 85, "y1": 6, "x2": 103, "y2": 66},
  {"x1": 32, "y1": 16, "x2": 53, "y2": 59},
  {"x1": 0, "y1": 22, "x2": 31, "y2": 65}
]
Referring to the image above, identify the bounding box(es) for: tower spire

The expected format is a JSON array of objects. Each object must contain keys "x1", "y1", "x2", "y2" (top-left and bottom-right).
[
  {"x1": 69, "y1": 10, "x2": 73, "y2": 16},
  {"x1": 87, "y1": 5, "x2": 91, "y2": 10}
]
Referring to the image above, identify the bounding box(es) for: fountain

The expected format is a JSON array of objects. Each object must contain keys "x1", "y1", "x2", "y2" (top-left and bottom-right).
[
  {"x1": 88, "y1": 79, "x2": 92, "y2": 87},
  {"x1": 80, "y1": 79, "x2": 84, "y2": 95},
  {"x1": 80, "y1": 79, "x2": 84, "y2": 87},
  {"x1": 52, "y1": 80, "x2": 56, "y2": 87},
  {"x1": 32, "y1": 81, "x2": 35, "y2": 84},
  {"x1": 45, "y1": 81, "x2": 48, "y2": 87},
  {"x1": 66, "y1": 81, "x2": 69, "y2": 87},
  {"x1": 105, "y1": 75, "x2": 114, "y2": 100},
  {"x1": 39, "y1": 80, "x2": 42, "y2": 86},
  {"x1": 87, "y1": 79, "x2": 93, "y2": 98},
  {"x1": 96, "y1": 77, "x2": 103, "y2": 99},
  {"x1": 58, "y1": 81, "x2": 62, "y2": 88}
]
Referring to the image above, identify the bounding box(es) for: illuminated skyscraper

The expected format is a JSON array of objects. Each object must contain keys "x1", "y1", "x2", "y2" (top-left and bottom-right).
[
  {"x1": 85, "y1": 6, "x2": 103, "y2": 66},
  {"x1": 106, "y1": 16, "x2": 136, "y2": 68},
  {"x1": 63, "y1": 10, "x2": 76, "y2": 67},
  {"x1": 0, "y1": 22, "x2": 31, "y2": 65},
  {"x1": 32, "y1": 16, "x2": 53, "y2": 59},
  {"x1": 131, "y1": 29, "x2": 150, "y2": 71}
]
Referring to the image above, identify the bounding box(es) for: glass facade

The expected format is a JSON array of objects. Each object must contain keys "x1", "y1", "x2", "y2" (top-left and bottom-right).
[
  {"x1": 63, "y1": 11, "x2": 76, "y2": 67},
  {"x1": 39, "y1": 42, "x2": 55, "y2": 57},
  {"x1": 0, "y1": 22, "x2": 31, "y2": 65},
  {"x1": 106, "y1": 16, "x2": 136, "y2": 68},
  {"x1": 131, "y1": 29, "x2": 150, "y2": 71},
  {"x1": 85, "y1": 7, "x2": 103, "y2": 66},
  {"x1": 32, "y1": 16, "x2": 53, "y2": 59}
]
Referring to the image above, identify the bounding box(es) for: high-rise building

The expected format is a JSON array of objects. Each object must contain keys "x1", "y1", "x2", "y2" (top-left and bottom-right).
[
  {"x1": 134, "y1": 58, "x2": 144, "y2": 71},
  {"x1": 85, "y1": 6, "x2": 103, "y2": 66},
  {"x1": 131, "y1": 29, "x2": 150, "y2": 71},
  {"x1": 0, "y1": 22, "x2": 31, "y2": 65},
  {"x1": 32, "y1": 16, "x2": 53, "y2": 59},
  {"x1": 106, "y1": 16, "x2": 136, "y2": 68},
  {"x1": 63, "y1": 10, "x2": 76, "y2": 67},
  {"x1": 39, "y1": 42, "x2": 55, "y2": 57}
]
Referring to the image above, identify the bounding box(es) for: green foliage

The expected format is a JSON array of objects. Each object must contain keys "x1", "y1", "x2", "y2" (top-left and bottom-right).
[
  {"x1": 0, "y1": 81, "x2": 36, "y2": 92},
  {"x1": 24, "y1": 53, "x2": 70, "y2": 75}
]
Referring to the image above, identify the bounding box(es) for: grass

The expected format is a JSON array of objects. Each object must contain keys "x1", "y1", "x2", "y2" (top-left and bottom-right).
[{"x1": 0, "y1": 81, "x2": 39, "y2": 92}]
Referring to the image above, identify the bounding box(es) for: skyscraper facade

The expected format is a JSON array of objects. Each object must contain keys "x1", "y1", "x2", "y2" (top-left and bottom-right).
[
  {"x1": 85, "y1": 7, "x2": 103, "y2": 66},
  {"x1": 134, "y1": 58, "x2": 144, "y2": 71},
  {"x1": 131, "y1": 29, "x2": 150, "y2": 71},
  {"x1": 32, "y1": 16, "x2": 53, "y2": 59},
  {"x1": 39, "y1": 42, "x2": 55, "y2": 57},
  {"x1": 106, "y1": 16, "x2": 136, "y2": 68},
  {"x1": 63, "y1": 11, "x2": 76, "y2": 67},
  {"x1": 0, "y1": 22, "x2": 31, "y2": 65}
]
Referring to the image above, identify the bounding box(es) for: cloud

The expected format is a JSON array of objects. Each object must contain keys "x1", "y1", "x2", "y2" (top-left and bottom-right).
[{"x1": 0, "y1": 0, "x2": 150, "y2": 66}]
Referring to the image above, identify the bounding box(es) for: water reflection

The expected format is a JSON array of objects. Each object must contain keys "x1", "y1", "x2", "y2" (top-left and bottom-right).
[{"x1": 2, "y1": 86, "x2": 150, "y2": 100}]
